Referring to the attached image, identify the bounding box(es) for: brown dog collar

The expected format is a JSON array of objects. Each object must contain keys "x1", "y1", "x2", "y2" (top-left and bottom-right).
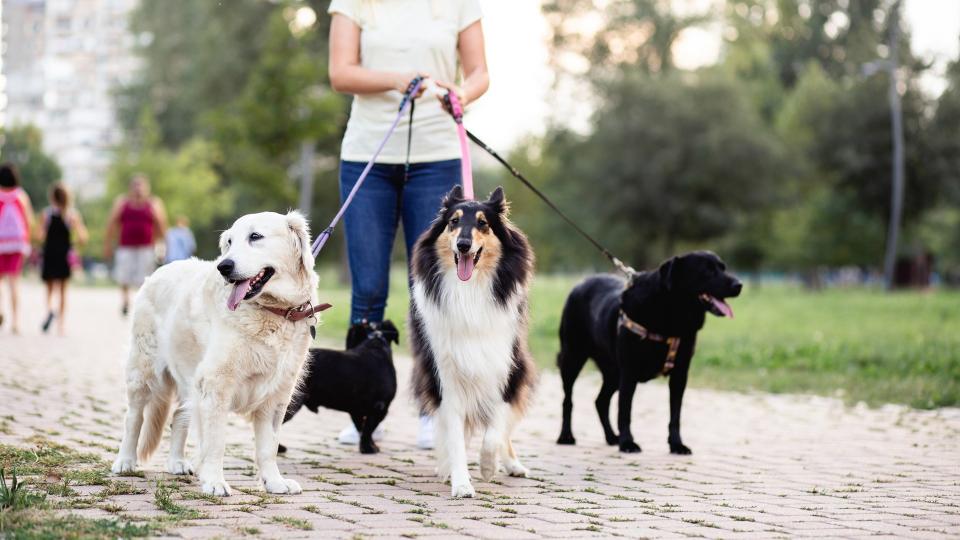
[
  {"x1": 262, "y1": 301, "x2": 332, "y2": 322},
  {"x1": 618, "y1": 310, "x2": 680, "y2": 375}
]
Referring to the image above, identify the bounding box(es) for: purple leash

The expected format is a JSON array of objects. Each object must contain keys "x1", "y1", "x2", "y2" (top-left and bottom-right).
[{"x1": 311, "y1": 76, "x2": 424, "y2": 258}]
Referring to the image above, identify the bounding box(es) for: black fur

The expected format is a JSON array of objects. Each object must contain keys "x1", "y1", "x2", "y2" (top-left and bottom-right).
[
  {"x1": 279, "y1": 320, "x2": 399, "y2": 454},
  {"x1": 556, "y1": 251, "x2": 742, "y2": 454}
]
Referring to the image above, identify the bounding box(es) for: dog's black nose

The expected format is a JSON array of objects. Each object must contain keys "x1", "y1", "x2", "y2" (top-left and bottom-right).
[
  {"x1": 217, "y1": 259, "x2": 235, "y2": 278},
  {"x1": 456, "y1": 238, "x2": 472, "y2": 254},
  {"x1": 731, "y1": 280, "x2": 743, "y2": 296}
]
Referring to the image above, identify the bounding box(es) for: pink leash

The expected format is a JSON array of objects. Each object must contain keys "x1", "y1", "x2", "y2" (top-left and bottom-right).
[
  {"x1": 311, "y1": 77, "x2": 424, "y2": 258},
  {"x1": 445, "y1": 92, "x2": 474, "y2": 200}
]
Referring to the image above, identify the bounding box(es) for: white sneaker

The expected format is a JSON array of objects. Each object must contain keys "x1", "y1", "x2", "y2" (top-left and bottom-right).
[
  {"x1": 337, "y1": 423, "x2": 385, "y2": 445},
  {"x1": 417, "y1": 415, "x2": 435, "y2": 450}
]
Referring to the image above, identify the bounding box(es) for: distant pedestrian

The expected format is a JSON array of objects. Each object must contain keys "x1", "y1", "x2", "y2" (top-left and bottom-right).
[
  {"x1": 164, "y1": 215, "x2": 196, "y2": 264},
  {"x1": 38, "y1": 182, "x2": 88, "y2": 336},
  {"x1": 0, "y1": 163, "x2": 35, "y2": 334},
  {"x1": 103, "y1": 175, "x2": 167, "y2": 316}
]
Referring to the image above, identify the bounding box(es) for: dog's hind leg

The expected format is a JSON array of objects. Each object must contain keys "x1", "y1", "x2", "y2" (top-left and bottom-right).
[
  {"x1": 112, "y1": 383, "x2": 149, "y2": 474},
  {"x1": 595, "y1": 359, "x2": 620, "y2": 446},
  {"x1": 501, "y1": 411, "x2": 529, "y2": 478},
  {"x1": 557, "y1": 349, "x2": 588, "y2": 445},
  {"x1": 480, "y1": 406, "x2": 507, "y2": 482},
  {"x1": 166, "y1": 400, "x2": 193, "y2": 475}
]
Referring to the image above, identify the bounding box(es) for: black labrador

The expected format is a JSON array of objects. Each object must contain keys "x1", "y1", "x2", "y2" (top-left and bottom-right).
[
  {"x1": 279, "y1": 320, "x2": 399, "y2": 454},
  {"x1": 556, "y1": 251, "x2": 741, "y2": 454}
]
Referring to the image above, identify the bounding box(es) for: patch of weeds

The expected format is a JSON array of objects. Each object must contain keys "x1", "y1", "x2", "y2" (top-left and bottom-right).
[
  {"x1": 0, "y1": 512, "x2": 157, "y2": 539},
  {"x1": 492, "y1": 521, "x2": 510, "y2": 527},
  {"x1": 99, "y1": 503, "x2": 124, "y2": 514},
  {"x1": 573, "y1": 525, "x2": 603, "y2": 532},
  {"x1": 682, "y1": 518, "x2": 721, "y2": 529},
  {"x1": 500, "y1": 507, "x2": 518, "y2": 514},
  {"x1": 609, "y1": 516, "x2": 634, "y2": 522},
  {"x1": 730, "y1": 515, "x2": 755, "y2": 522},
  {"x1": 154, "y1": 481, "x2": 203, "y2": 520},
  {"x1": 180, "y1": 490, "x2": 221, "y2": 503},
  {"x1": 407, "y1": 516, "x2": 449, "y2": 529},
  {"x1": 238, "y1": 526, "x2": 261, "y2": 535},
  {"x1": 0, "y1": 438, "x2": 103, "y2": 476},
  {"x1": 380, "y1": 478, "x2": 397, "y2": 486},
  {"x1": 270, "y1": 515, "x2": 313, "y2": 530},
  {"x1": 96, "y1": 481, "x2": 146, "y2": 498},
  {"x1": 1, "y1": 468, "x2": 47, "y2": 510},
  {"x1": 64, "y1": 468, "x2": 110, "y2": 486},
  {"x1": 406, "y1": 508, "x2": 430, "y2": 515},
  {"x1": 392, "y1": 457, "x2": 415, "y2": 465}
]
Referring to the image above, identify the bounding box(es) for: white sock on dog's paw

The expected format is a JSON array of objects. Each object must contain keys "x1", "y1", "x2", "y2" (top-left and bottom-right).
[
  {"x1": 504, "y1": 460, "x2": 529, "y2": 478},
  {"x1": 480, "y1": 450, "x2": 498, "y2": 482},
  {"x1": 264, "y1": 477, "x2": 302, "y2": 495},
  {"x1": 200, "y1": 479, "x2": 232, "y2": 497},
  {"x1": 111, "y1": 456, "x2": 137, "y2": 475},
  {"x1": 166, "y1": 459, "x2": 194, "y2": 476},
  {"x1": 451, "y1": 481, "x2": 475, "y2": 498}
]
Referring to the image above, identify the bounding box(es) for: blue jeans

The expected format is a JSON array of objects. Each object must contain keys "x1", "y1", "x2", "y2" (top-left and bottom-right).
[{"x1": 340, "y1": 159, "x2": 461, "y2": 323}]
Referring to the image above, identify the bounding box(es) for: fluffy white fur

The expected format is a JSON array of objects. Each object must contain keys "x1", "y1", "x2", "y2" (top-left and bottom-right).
[
  {"x1": 412, "y1": 270, "x2": 530, "y2": 498},
  {"x1": 111, "y1": 211, "x2": 319, "y2": 497}
]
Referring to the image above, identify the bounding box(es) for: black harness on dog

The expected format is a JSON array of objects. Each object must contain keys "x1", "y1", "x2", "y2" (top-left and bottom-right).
[{"x1": 618, "y1": 310, "x2": 680, "y2": 375}]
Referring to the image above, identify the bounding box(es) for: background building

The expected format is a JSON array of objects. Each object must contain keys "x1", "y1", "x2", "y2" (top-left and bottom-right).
[{"x1": 1, "y1": 0, "x2": 139, "y2": 198}]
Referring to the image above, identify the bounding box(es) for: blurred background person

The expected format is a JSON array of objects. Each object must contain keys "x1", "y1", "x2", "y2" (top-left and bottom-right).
[
  {"x1": 164, "y1": 215, "x2": 196, "y2": 264},
  {"x1": 0, "y1": 163, "x2": 35, "y2": 335},
  {"x1": 103, "y1": 174, "x2": 167, "y2": 316},
  {"x1": 38, "y1": 182, "x2": 88, "y2": 336}
]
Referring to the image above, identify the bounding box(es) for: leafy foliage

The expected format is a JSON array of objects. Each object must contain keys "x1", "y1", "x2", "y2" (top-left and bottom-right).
[{"x1": 0, "y1": 126, "x2": 62, "y2": 206}]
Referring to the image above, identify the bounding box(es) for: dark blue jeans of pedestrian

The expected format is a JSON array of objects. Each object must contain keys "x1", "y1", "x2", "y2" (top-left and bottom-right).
[{"x1": 340, "y1": 159, "x2": 461, "y2": 324}]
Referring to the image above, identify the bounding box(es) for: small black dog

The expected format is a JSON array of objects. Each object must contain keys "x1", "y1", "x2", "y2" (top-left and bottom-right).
[
  {"x1": 556, "y1": 251, "x2": 741, "y2": 454},
  {"x1": 279, "y1": 320, "x2": 399, "y2": 454}
]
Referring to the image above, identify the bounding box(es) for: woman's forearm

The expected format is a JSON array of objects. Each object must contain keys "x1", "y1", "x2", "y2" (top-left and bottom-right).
[
  {"x1": 461, "y1": 67, "x2": 489, "y2": 105},
  {"x1": 329, "y1": 65, "x2": 411, "y2": 95}
]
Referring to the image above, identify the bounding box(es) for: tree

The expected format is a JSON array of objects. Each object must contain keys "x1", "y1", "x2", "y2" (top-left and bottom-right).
[{"x1": 0, "y1": 125, "x2": 62, "y2": 206}]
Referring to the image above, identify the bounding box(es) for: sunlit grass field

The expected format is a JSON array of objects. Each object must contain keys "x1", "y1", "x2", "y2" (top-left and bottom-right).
[{"x1": 315, "y1": 268, "x2": 959, "y2": 409}]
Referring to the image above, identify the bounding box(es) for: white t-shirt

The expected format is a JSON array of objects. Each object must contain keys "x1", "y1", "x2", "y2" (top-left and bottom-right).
[{"x1": 328, "y1": 0, "x2": 482, "y2": 163}]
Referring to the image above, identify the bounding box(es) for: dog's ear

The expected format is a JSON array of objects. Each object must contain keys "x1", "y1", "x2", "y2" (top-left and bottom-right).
[
  {"x1": 380, "y1": 320, "x2": 400, "y2": 345},
  {"x1": 486, "y1": 186, "x2": 508, "y2": 216},
  {"x1": 442, "y1": 185, "x2": 465, "y2": 209},
  {"x1": 659, "y1": 256, "x2": 676, "y2": 292},
  {"x1": 286, "y1": 210, "x2": 313, "y2": 273},
  {"x1": 218, "y1": 229, "x2": 230, "y2": 255}
]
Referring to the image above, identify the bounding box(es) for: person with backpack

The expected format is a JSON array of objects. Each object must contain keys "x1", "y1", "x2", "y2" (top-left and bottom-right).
[
  {"x1": 0, "y1": 163, "x2": 36, "y2": 335},
  {"x1": 38, "y1": 182, "x2": 88, "y2": 336}
]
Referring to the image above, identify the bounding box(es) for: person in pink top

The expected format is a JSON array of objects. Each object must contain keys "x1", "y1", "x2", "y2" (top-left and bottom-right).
[
  {"x1": 103, "y1": 175, "x2": 167, "y2": 316},
  {"x1": 0, "y1": 163, "x2": 36, "y2": 334}
]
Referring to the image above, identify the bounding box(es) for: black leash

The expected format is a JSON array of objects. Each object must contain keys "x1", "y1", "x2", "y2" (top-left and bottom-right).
[{"x1": 465, "y1": 129, "x2": 637, "y2": 278}]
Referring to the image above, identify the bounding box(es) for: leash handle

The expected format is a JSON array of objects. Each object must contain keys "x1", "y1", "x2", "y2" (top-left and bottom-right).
[
  {"x1": 443, "y1": 91, "x2": 474, "y2": 200},
  {"x1": 312, "y1": 76, "x2": 424, "y2": 258}
]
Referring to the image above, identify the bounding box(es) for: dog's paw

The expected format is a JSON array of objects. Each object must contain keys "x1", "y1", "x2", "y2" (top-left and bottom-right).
[
  {"x1": 264, "y1": 477, "x2": 302, "y2": 495},
  {"x1": 605, "y1": 432, "x2": 619, "y2": 446},
  {"x1": 166, "y1": 459, "x2": 194, "y2": 476},
  {"x1": 111, "y1": 456, "x2": 137, "y2": 475},
  {"x1": 359, "y1": 441, "x2": 380, "y2": 454},
  {"x1": 277, "y1": 443, "x2": 287, "y2": 454},
  {"x1": 670, "y1": 443, "x2": 692, "y2": 455},
  {"x1": 479, "y1": 452, "x2": 497, "y2": 482},
  {"x1": 504, "y1": 460, "x2": 529, "y2": 478},
  {"x1": 200, "y1": 479, "x2": 232, "y2": 497},
  {"x1": 451, "y1": 481, "x2": 475, "y2": 498},
  {"x1": 619, "y1": 441, "x2": 642, "y2": 453},
  {"x1": 556, "y1": 433, "x2": 577, "y2": 445}
]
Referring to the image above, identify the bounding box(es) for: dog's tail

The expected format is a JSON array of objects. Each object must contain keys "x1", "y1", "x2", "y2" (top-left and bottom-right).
[{"x1": 137, "y1": 376, "x2": 175, "y2": 463}]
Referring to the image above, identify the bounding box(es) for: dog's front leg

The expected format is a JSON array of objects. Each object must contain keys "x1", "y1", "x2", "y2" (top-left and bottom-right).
[
  {"x1": 438, "y1": 405, "x2": 474, "y2": 498},
  {"x1": 480, "y1": 406, "x2": 506, "y2": 482},
  {"x1": 668, "y1": 365, "x2": 692, "y2": 455},
  {"x1": 254, "y1": 405, "x2": 302, "y2": 494},
  {"x1": 195, "y1": 384, "x2": 231, "y2": 496}
]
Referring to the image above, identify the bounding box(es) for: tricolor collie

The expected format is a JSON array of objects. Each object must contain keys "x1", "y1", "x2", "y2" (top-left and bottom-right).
[
  {"x1": 112, "y1": 211, "x2": 321, "y2": 497},
  {"x1": 410, "y1": 186, "x2": 536, "y2": 498}
]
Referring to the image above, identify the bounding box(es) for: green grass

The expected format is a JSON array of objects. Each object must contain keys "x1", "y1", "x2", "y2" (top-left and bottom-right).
[{"x1": 313, "y1": 267, "x2": 960, "y2": 408}]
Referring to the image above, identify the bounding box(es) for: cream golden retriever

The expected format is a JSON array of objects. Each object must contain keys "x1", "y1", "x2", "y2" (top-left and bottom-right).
[{"x1": 111, "y1": 211, "x2": 320, "y2": 496}]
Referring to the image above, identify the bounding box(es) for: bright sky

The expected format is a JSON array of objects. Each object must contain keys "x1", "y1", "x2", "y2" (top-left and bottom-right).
[{"x1": 471, "y1": 0, "x2": 960, "y2": 150}]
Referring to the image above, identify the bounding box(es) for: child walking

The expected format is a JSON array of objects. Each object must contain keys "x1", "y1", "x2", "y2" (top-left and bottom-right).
[{"x1": 39, "y1": 183, "x2": 88, "y2": 335}]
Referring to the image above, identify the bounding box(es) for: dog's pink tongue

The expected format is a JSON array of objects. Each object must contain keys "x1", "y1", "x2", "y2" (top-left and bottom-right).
[
  {"x1": 227, "y1": 279, "x2": 252, "y2": 311},
  {"x1": 457, "y1": 255, "x2": 475, "y2": 282},
  {"x1": 712, "y1": 297, "x2": 734, "y2": 319}
]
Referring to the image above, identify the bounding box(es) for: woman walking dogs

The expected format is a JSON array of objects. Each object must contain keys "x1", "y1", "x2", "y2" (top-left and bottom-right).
[{"x1": 327, "y1": 0, "x2": 489, "y2": 447}]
